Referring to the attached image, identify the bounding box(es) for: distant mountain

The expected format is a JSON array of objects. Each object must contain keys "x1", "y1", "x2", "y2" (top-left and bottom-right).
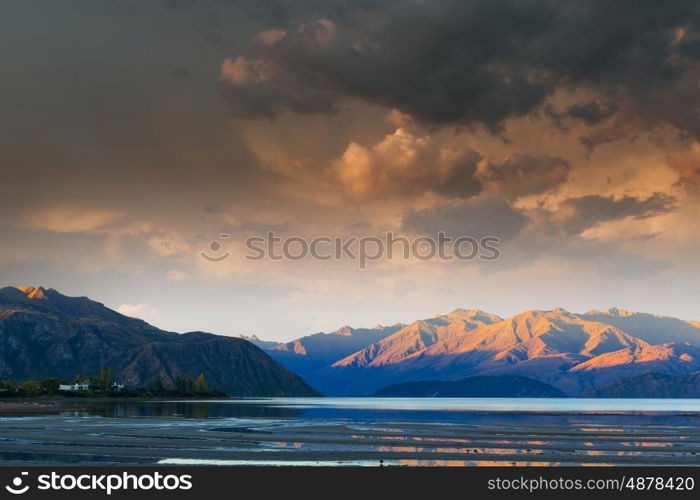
[
  {"x1": 0, "y1": 286, "x2": 319, "y2": 397},
  {"x1": 582, "y1": 308, "x2": 700, "y2": 346},
  {"x1": 583, "y1": 371, "x2": 700, "y2": 398},
  {"x1": 257, "y1": 307, "x2": 700, "y2": 396},
  {"x1": 334, "y1": 309, "x2": 502, "y2": 368},
  {"x1": 270, "y1": 324, "x2": 405, "y2": 364},
  {"x1": 254, "y1": 323, "x2": 404, "y2": 393},
  {"x1": 236, "y1": 334, "x2": 279, "y2": 350},
  {"x1": 373, "y1": 375, "x2": 566, "y2": 398}
]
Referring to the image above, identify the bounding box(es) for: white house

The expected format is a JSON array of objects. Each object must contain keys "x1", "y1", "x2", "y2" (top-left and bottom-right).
[{"x1": 58, "y1": 383, "x2": 90, "y2": 391}]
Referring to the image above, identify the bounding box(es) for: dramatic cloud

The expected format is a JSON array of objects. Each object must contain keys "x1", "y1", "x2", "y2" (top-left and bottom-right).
[
  {"x1": 219, "y1": 0, "x2": 700, "y2": 139},
  {"x1": 667, "y1": 142, "x2": 700, "y2": 194},
  {"x1": 2, "y1": 1, "x2": 700, "y2": 339},
  {"x1": 329, "y1": 132, "x2": 570, "y2": 203},
  {"x1": 476, "y1": 154, "x2": 570, "y2": 200},
  {"x1": 402, "y1": 197, "x2": 527, "y2": 241},
  {"x1": 331, "y1": 128, "x2": 482, "y2": 201},
  {"x1": 552, "y1": 193, "x2": 678, "y2": 234},
  {"x1": 544, "y1": 100, "x2": 619, "y2": 131},
  {"x1": 219, "y1": 56, "x2": 340, "y2": 117}
]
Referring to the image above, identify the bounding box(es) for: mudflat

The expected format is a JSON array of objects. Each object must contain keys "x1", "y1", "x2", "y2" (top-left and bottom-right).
[{"x1": 1, "y1": 412, "x2": 699, "y2": 466}]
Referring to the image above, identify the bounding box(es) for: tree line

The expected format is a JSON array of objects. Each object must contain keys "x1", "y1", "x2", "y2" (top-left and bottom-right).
[
  {"x1": 0, "y1": 378, "x2": 63, "y2": 397},
  {"x1": 0, "y1": 369, "x2": 225, "y2": 398},
  {"x1": 152, "y1": 373, "x2": 213, "y2": 396},
  {"x1": 0, "y1": 368, "x2": 124, "y2": 398}
]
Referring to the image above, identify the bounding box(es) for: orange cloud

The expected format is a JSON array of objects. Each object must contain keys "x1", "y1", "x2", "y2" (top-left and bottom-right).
[
  {"x1": 22, "y1": 207, "x2": 121, "y2": 234},
  {"x1": 220, "y1": 56, "x2": 277, "y2": 85},
  {"x1": 668, "y1": 142, "x2": 700, "y2": 195},
  {"x1": 476, "y1": 154, "x2": 570, "y2": 200},
  {"x1": 332, "y1": 128, "x2": 481, "y2": 201}
]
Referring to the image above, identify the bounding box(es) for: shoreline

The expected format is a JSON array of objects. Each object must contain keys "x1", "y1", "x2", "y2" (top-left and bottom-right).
[
  {"x1": 0, "y1": 398, "x2": 90, "y2": 416},
  {"x1": 0, "y1": 396, "x2": 231, "y2": 416},
  {"x1": 3, "y1": 396, "x2": 700, "y2": 418}
]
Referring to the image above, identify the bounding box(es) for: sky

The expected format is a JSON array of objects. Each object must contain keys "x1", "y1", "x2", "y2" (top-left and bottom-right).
[{"x1": 1, "y1": 0, "x2": 700, "y2": 341}]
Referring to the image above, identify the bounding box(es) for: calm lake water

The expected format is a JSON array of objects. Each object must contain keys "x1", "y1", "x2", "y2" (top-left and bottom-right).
[
  {"x1": 92, "y1": 397, "x2": 700, "y2": 423},
  {"x1": 2, "y1": 398, "x2": 700, "y2": 466}
]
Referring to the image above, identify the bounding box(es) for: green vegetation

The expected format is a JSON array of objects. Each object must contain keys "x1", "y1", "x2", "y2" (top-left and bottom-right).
[
  {"x1": 197, "y1": 373, "x2": 207, "y2": 393},
  {"x1": 97, "y1": 366, "x2": 114, "y2": 392},
  {"x1": 0, "y1": 377, "x2": 73, "y2": 398},
  {"x1": 0, "y1": 368, "x2": 225, "y2": 399},
  {"x1": 150, "y1": 373, "x2": 222, "y2": 397}
]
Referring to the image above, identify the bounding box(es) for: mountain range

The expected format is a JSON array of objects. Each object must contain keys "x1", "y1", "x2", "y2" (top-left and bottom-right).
[
  {"x1": 240, "y1": 323, "x2": 405, "y2": 384},
  {"x1": 0, "y1": 286, "x2": 319, "y2": 396},
  {"x1": 3, "y1": 285, "x2": 699, "y2": 398},
  {"x1": 255, "y1": 307, "x2": 700, "y2": 396}
]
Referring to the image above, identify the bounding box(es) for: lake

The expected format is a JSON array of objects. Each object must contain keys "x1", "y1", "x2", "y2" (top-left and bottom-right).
[{"x1": 1, "y1": 398, "x2": 699, "y2": 466}]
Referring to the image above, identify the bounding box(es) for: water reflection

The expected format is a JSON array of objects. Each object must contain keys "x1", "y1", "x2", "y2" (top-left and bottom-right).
[
  {"x1": 1, "y1": 397, "x2": 699, "y2": 466},
  {"x1": 87, "y1": 401, "x2": 305, "y2": 420},
  {"x1": 84, "y1": 398, "x2": 700, "y2": 428}
]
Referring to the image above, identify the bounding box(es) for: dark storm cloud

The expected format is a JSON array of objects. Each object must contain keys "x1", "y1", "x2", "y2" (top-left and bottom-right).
[
  {"x1": 432, "y1": 150, "x2": 483, "y2": 199},
  {"x1": 564, "y1": 102, "x2": 619, "y2": 126},
  {"x1": 555, "y1": 193, "x2": 678, "y2": 234},
  {"x1": 401, "y1": 197, "x2": 527, "y2": 240},
  {"x1": 544, "y1": 101, "x2": 619, "y2": 131},
  {"x1": 218, "y1": 55, "x2": 341, "y2": 118},
  {"x1": 217, "y1": 0, "x2": 700, "y2": 137},
  {"x1": 399, "y1": 191, "x2": 674, "y2": 258},
  {"x1": 477, "y1": 154, "x2": 570, "y2": 200}
]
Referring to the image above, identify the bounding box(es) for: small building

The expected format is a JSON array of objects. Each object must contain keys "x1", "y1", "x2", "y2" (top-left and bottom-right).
[{"x1": 58, "y1": 383, "x2": 90, "y2": 391}]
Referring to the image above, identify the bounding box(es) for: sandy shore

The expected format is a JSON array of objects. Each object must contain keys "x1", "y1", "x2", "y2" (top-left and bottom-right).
[{"x1": 0, "y1": 413, "x2": 699, "y2": 466}]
